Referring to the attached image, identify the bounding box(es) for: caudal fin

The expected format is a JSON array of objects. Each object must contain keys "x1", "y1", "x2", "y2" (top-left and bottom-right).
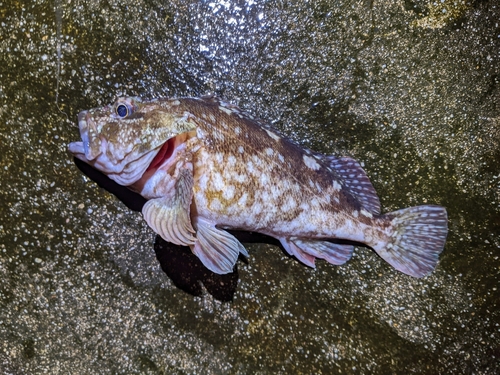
[{"x1": 375, "y1": 205, "x2": 448, "y2": 278}]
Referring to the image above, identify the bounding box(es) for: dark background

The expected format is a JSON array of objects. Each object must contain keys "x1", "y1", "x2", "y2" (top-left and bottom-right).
[{"x1": 0, "y1": 0, "x2": 498, "y2": 373}]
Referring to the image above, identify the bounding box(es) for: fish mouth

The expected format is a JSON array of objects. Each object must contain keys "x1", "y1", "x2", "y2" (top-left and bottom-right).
[
  {"x1": 129, "y1": 131, "x2": 197, "y2": 192},
  {"x1": 68, "y1": 140, "x2": 85, "y2": 159},
  {"x1": 145, "y1": 137, "x2": 175, "y2": 172},
  {"x1": 77, "y1": 110, "x2": 91, "y2": 155},
  {"x1": 68, "y1": 110, "x2": 98, "y2": 162},
  {"x1": 144, "y1": 130, "x2": 197, "y2": 173}
]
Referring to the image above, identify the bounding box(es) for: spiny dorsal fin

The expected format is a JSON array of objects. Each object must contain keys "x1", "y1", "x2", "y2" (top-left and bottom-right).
[{"x1": 323, "y1": 155, "x2": 381, "y2": 215}]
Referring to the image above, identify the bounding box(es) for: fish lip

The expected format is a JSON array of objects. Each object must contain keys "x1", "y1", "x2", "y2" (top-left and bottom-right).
[
  {"x1": 76, "y1": 110, "x2": 90, "y2": 156},
  {"x1": 77, "y1": 110, "x2": 88, "y2": 127},
  {"x1": 68, "y1": 140, "x2": 84, "y2": 156},
  {"x1": 75, "y1": 109, "x2": 102, "y2": 160},
  {"x1": 67, "y1": 140, "x2": 90, "y2": 164},
  {"x1": 68, "y1": 110, "x2": 90, "y2": 159}
]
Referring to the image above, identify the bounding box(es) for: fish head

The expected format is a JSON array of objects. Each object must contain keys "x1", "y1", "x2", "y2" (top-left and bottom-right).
[{"x1": 68, "y1": 97, "x2": 197, "y2": 186}]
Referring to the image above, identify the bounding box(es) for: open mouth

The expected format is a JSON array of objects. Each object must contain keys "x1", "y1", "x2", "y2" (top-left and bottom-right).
[
  {"x1": 146, "y1": 137, "x2": 175, "y2": 172},
  {"x1": 129, "y1": 131, "x2": 196, "y2": 192}
]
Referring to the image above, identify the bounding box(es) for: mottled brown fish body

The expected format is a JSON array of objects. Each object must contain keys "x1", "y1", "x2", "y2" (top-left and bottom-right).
[
  {"x1": 166, "y1": 99, "x2": 370, "y2": 233},
  {"x1": 69, "y1": 96, "x2": 448, "y2": 277}
]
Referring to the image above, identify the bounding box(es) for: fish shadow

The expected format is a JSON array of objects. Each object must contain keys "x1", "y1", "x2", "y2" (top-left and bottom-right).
[{"x1": 74, "y1": 158, "x2": 280, "y2": 301}]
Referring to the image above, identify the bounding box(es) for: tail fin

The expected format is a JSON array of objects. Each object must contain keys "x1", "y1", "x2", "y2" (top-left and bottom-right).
[{"x1": 375, "y1": 205, "x2": 448, "y2": 278}]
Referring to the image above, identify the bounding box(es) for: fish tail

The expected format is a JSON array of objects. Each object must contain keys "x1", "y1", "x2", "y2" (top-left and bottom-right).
[{"x1": 374, "y1": 205, "x2": 448, "y2": 278}]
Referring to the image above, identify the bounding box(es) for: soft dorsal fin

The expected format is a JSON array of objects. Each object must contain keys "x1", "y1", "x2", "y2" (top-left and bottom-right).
[{"x1": 323, "y1": 155, "x2": 381, "y2": 215}]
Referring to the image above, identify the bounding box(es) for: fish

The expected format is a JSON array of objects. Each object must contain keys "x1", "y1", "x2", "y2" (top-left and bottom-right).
[{"x1": 68, "y1": 96, "x2": 448, "y2": 278}]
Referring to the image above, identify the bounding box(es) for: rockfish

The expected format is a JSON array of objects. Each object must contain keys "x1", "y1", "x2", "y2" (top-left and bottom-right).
[{"x1": 68, "y1": 96, "x2": 448, "y2": 277}]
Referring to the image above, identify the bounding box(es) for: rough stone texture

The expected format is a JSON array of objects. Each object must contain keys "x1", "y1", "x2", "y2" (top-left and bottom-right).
[{"x1": 0, "y1": 0, "x2": 498, "y2": 373}]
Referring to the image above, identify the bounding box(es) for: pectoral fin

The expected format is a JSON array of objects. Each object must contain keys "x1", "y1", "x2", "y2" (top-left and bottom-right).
[
  {"x1": 191, "y1": 218, "x2": 248, "y2": 274},
  {"x1": 142, "y1": 168, "x2": 196, "y2": 246}
]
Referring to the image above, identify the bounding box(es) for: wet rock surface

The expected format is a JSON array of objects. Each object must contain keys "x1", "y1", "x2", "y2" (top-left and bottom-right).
[{"x1": 0, "y1": 0, "x2": 498, "y2": 373}]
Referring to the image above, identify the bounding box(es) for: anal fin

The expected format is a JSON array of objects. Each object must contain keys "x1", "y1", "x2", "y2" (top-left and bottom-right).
[
  {"x1": 280, "y1": 238, "x2": 317, "y2": 268},
  {"x1": 292, "y1": 238, "x2": 354, "y2": 265}
]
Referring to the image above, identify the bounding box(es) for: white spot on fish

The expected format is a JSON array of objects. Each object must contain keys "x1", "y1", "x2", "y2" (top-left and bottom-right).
[
  {"x1": 235, "y1": 127, "x2": 241, "y2": 135},
  {"x1": 352, "y1": 210, "x2": 359, "y2": 218},
  {"x1": 300, "y1": 201, "x2": 310, "y2": 210},
  {"x1": 212, "y1": 172, "x2": 224, "y2": 191},
  {"x1": 303, "y1": 155, "x2": 320, "y2": 170},
  {"x1": 214, "y1": 131, "x2": 225, "y2": 141},
  {"x1": 215, "y1": 152, "x2": 224, "y2": 164},
  {"x1": 238, "y1": 146, "x2": 244, "y2": 154},
  {"x1": 265, "y1": 128, "x2": 281, "y2": 141},
  {"x1": 209, "y1": 113, "x2": 216, "y2": 122},
  {"x1": 251, "y1": 202, "x2": 263, "y2": 216},
  {"x1": 282, "y1": 196, "x2": 297, "y2": 211},
  {"x1": 234, "y1": 173, "x2": 246, "y2": 183},
  {"x1": 265, "y1": 148, "x2": 274, "y2": 156},
  {"x1": 196, "y1": 127, "x2": 206, "y2": 139},
  {"x1": 360, "y1": 209, "x2": 373, "y2": 218},
  {"x1": 260, "y1": 173, "x2": 269, "y2": 185},
  {"x1": 247, "y1": 161, "x2": 255, "y2": 174},
  {"x1": 171, "y1": 100, "x2": 180, "y2": 106},
  {"x1": 223, "y1": 185, "x2": 235, "y2": 200},
  {"x1": 227, "y1": 155, "x2": 236, "y2": 166},
  {"x1": 210, "y1": 198, "x2": 222, "y2": 211},
  {"x1": 278, "y1": 153, "x2": 284, "y2": 163},
  {"x1": 271, "y1": 186, "x2": 281, "y2": 200},
  {"x1": 238, "y1": 192, "x2": 248, "y2": 207},
  {"x1": 219, "y1": 106, "x2": 233, "y2": 115},
  {"x1": 332, "y1": 180, "x2": 341, "y2": 191}
]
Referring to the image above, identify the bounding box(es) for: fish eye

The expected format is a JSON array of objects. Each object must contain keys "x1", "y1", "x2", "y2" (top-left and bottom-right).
[
  {"x1": 116, "y1": 103, "x2": 130, "y2": 118},
  {"x1": 114, "y1": 97, "x2": 141, "y2": 118}
]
